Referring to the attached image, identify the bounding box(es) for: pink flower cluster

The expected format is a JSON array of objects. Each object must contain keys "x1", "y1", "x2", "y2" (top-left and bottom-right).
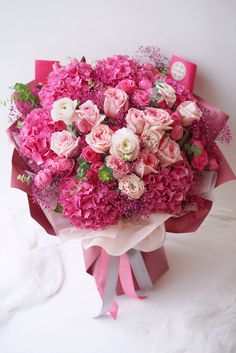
[{"x1": 15, "y1": 54, "x2": 223, "y2": 230}]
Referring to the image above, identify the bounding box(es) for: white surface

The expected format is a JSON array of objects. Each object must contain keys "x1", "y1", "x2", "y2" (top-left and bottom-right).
[{"x1": 0, "y1": 1, "x2": 236, "y2": 352}]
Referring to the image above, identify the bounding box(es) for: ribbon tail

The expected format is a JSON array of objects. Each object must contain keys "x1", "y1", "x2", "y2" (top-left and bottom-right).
[
  {"x1": 127, "y1": 249, "x2": 153, "y2": 291},
  {"x1": 95, "y1": 255, "x2": 120, "y2": 319}
]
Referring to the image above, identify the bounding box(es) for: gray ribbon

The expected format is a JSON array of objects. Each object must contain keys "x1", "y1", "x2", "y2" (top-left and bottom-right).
[
  {"x1": 95, "y1": 255, "x2": 120, "y2": 318},
  {"x1": 127, "y1": 249, "x2": 153, "y2": 291}
]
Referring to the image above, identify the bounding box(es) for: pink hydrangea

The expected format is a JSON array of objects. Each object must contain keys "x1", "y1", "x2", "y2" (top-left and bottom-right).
[
  {"x1": 19, "y1": 108, "x2": 65, "y2": 165},
  {"x1": 59, "y1": 177, "x2": 122, "y2": 230},
  {"x1": 39, "y1": 59, "x2": 93, "y2": 109},
  {"x1": 95, "y1": 55, "x2": 138, "y2": 86}
]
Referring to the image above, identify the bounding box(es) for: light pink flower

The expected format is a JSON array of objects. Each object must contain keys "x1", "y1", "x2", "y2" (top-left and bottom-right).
[
  {"x1": 158, "y1": 137, "x2": 182, "y2": 167},
  {"x1": 141, "y1": 128, "x2": 164, "y2": 153},
  {"x1": 155, "y1": 82, "x2": 176, "y2": 108},
  {"x1": 76, "y1": 100, "x2": 104, "y2": 133},
  {"x1": 138, "y1": 78, "x2": 153, "y2": 90},
  {"x1": 50, "y1": 131, "x2": 80, "y2": 158},
  {"x1": 135, "y1": 150, "x2": 159, "y2": 178},
  {"x1": 106, "y1": 155, "x2": 132, "y2": 178},
  {"x1": 110, "y1": 127, "x2": 140, "y2": 161},
  {"x1": 116, "y1": 79, "x2": 137, "y2": 94},
  {"x1": 125, "y1": 108, "x2": 147, "y2": 135},
  {"x1": 144, "y1": 108, "x2": 173, "y2": 130},
  {"x1": 104, "y1": 87, "x2": 129, "y2": 118},
  {"x1": 86, "y1": 124, "x2": 113, "y2": 153},
  {"x1": 177, "y1": 101, "x2": 202, "y2": 127},
  {"x1": 118, "y1": 173, "x2": 145, "y2": 199}
]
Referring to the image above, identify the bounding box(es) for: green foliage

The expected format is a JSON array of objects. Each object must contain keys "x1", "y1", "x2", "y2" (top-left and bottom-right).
[
  {"x1": 54, "y1": 203, "x2": 63, "y2": 213},
  {"x1": 13, "y1": 82, "x2": 39, "y2": 107},
  {"x1": 76, "y1": 159, "x2": 91, "y2": 181},
  {"x1": 184, "y1": 143, "x2": 202, "y2": 157},
  {"x1": 98, "y1": 165, "x2": 114, "y2": 182},
  {"x1": 17, "y1": 174, "x2": 32, "y2": 184}
]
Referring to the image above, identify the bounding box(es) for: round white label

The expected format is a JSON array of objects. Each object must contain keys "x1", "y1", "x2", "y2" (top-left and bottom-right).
[{"x1": 171, "y1": 61, "x2": 186, "y2": 81}]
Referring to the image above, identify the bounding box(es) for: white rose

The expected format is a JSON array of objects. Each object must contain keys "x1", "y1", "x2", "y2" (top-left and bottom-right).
[
  {"x1": 110, "y1": 127, "x2": 140, "y2": 161},
  {"x1": 155, "y1": 82, "x2": 176, "y2": 108},
  {"x1": 51, "y1": 97, "x2": 77, "y2": 125},
  {"x1": 141, "y1": 128, "x2": 164, "y2": 153},
  {"x1": 177, "y1": 101, "x2": 202, "y2": 127},
  {"x1": 118, "y1": 173, "x2": 145, "y2": 199}
]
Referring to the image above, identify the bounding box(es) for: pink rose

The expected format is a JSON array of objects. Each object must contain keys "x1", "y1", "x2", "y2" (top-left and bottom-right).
[
  {"x1": 190, "y1": 140, "x2": 208, "y2": 170},
  {"x1": 104, "y1": 88, "x2": 129, "y2": 118},
  {"x1": 208, "y1": 158, "x2": 219, "y2": 171},
  {"x1": 50, "y1": 131, "x2": 80, "y2": 158},
  {"x1": 80, "y1": 145, "x2": 101, "y2": 163},
  {"x1": 34, "y1": 170, "x2": 52, "y2": 189},
  {"x1": 144, "y1": 108, "x2": 173, "y2": 130},
  {"x1": 125, "y1": 108, "x2": 147, "y2": 135},
  {"x1": 131, "y1": 89, "x2": 150, "y2": 109},
  {"x1": 86, "y1": 124, "x2": 113, "y2": 153},
  {"x1": 76, "y1": 100, "x2": 104, "y2": 133},
  {"x1": 158, "y1": 137, "x2": 182, "y2": 167},
  {"x1": 116, "y1": 79, "x2": 137, "y2": 94},
  {"x1": 192, "y1": 151, "x2": 208, "y2": 170},
  {"x1": 141, "y1": 128, "x2": 163, "y2": 153},
  {"x1": 177, "y1": 101, "x2": 202, "y2": 127},
  {"x1": 135, "y1": 150, "x2": 159, "y2": 178},
  {"x1": 170, "y1": 124, "x2": 184, "y2": 140},
  {"x1": 118, "y1": 173, "x2": 145, "y2": 199}
]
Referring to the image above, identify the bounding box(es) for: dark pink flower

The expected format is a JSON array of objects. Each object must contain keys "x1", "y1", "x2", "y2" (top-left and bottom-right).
[
  {"x1": 116, "y1": 79, "x2": 137, "y2": 94},
  {"x1": 80, "y1": 146, "x2": 101, "y2": 163},
  {"x1": 34, "y1": 170, "x2": 52, "y2": 189},
  {"x1": 131, "y1": 89, "x2": 150, "y2": 109}
]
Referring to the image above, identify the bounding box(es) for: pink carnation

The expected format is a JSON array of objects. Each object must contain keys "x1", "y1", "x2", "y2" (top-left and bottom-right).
[
  {"x1": 19, "y1": 108, "x2": 65, "y2": 165},
  {"x1": 105, "y1": 155, "x2": 133, "y2": 178},
  {"x1": 131, "y1": 89, "x2": 150, "y2": 109}
]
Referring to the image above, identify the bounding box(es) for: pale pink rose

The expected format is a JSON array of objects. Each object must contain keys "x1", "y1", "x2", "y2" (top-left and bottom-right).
[
  {"x1": 50, "y1": 131, "x2": 80, "y2": 158},
  {"x1": 86, "y1": 124, "x2": 113, "y2": 153},
  {"x1": 116, "y1": 79, "x2": 137, "y2": 94},
  {"x1": 110, "y1": 127, "x2": 140, "y2": 161},
  {"x1": 104, "y1": 87, "x2": 129, "y2": 118},
  {"x1": 144, "y1": 108, "x2": 173, "y2": 130},
  {"x1": 118, "y1": 173, "x2": 145, "y2": 199},
  {"x1": 141, "y1": 128, "x2": 164, "y2": 153},
  {"x1": 155, "y1": 82, "x2": 176, "y2": 108},
  {"x1": 170, "y1": 124, "x2": 184, "y2": 140},
  {"x1": 51, "y1": 97, "x2": 77, "y2": 125},
  {"x1": 177, "y1": 101, "x2": 202, "y2": 127},
  {"x1": 158, "y1": 137, "x2": 182, "y2": 167},
  {"x1": 76, "y1": 100, "x2": 104, "y2": 133},
  {"x1": 125, "y1": 108, "x2": 147, "y2": 135},
  {"x1": 135, "y1": 150, "x2": 159, "y2": 178}
]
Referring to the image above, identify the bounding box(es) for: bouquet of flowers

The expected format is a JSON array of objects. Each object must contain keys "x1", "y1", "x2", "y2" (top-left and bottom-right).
[{"x1": 8, "y1": 47, "x2": 235, "y2": 318}]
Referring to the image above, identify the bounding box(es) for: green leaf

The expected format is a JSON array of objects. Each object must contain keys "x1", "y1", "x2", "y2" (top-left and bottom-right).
[
  {"x1": 17, "y1": 121, "x2": 23, "y2": 129},
  {"x1": 98, "y1": 165, "x2": 114, "y2": 182},
  {"x1": 76, "y1": 100, "x2": 81, "y2": 109},
  {"x1": 77, "y1": 157, "x2": 86, "y2": 165},
  {"x1": 191, "y1": 145, "x2": 202, "y2": 156},
  {"x1": 76, "y1": 162, "x2": 91, "y2": 180},
  {"x1": 54, "y1": 203, "x2": 63, "y2": 213},
  {"x1": 67, "y1": 124, "x2": 73, "y2": 133},
  {"x1": 13, "y1": 82, "x2": 39, "y2": 107}
]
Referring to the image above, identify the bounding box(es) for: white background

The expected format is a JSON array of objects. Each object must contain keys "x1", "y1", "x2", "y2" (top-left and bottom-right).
[{"x1": 0, "y1": 1, "x2": 236, "y2": 353}]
